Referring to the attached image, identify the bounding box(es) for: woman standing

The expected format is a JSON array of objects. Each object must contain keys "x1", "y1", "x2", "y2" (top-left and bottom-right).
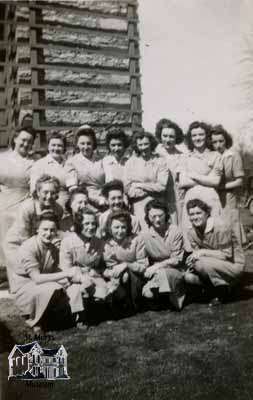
[
  {"x1": 0, "y1": 125, "x2": 36, "y2": 266},
  {"x1": 30, "y1": 132, "x2": 68, "y2": 209},
  {"x1": 141, "y1": 200, "x2": 185, "y2": 310},
  {"x1": 103, "y1": 210, "x2": 148, "y2": 311},
  {"x1": 155, "y1": 118, "x2": 185, "y2": 224},
  {"x1": 124, "y1": 131, "x2": 171, "y2": 229},
  {"x1": 179, "y1": 121, "x2": 222, "y2": 235},
  {"x1": 210, "y1": 125, "x2": 245, "y2": 244},
  {"x1": 102, "y1": 129, "x2": 130, "y2": 183},
  {"x1": 65, "y1": 125, "x2": 106, "y2": 211}
]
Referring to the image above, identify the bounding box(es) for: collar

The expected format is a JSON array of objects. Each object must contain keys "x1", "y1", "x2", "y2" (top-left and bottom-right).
[
  {"x1": 149, "y1": 225, "x2": 170, "y2": 238},
  {"x1": 192, "y1": 148, "x2": 211, "y2": 156},
  {"x1": 204, "y1": 217, "x2": 214, "y2": 234},
  {"x1": 46, "y1": 154, "x2": 65, "y2": 165}
]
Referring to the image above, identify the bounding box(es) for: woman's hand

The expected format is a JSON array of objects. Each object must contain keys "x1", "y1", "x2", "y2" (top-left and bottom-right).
[
  {"x1": 186, "y1": 252, "x2": 200, "y2": 267},
  {"x1": 112, "y1": 262, "x2": 128, "y2": 278},
  {"x1": 52, "y1": 237, "x2": 61, "y2": 250},
  {"x1": 144, "y1": 265, "x2": 158, "y2": 279},
  {"x1": 58, "y1": 277, "x2": 71, "y2": 289},
  {"x1": 67, "y1": 267, "x2": 82, "y2": 283}
]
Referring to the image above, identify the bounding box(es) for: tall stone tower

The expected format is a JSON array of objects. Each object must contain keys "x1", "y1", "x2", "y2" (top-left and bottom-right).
[{"x1": 0, "y1": 0, "x2": 141, "y2": 151}]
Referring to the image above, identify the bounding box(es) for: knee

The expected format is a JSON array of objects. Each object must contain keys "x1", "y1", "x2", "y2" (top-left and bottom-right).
[{"x1": 142, "y1": 286, "x2": 154, "y2": 299}]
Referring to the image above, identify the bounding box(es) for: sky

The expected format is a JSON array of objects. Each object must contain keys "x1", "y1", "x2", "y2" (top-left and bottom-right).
[{"x1": 138, "y1": 0, "x2": 253, "y2": 146}]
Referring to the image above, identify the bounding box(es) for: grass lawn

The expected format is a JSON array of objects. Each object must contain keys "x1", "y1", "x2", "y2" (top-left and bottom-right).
[{"x1": 1, "y1": 213, "x2": 253, "y2": 400}]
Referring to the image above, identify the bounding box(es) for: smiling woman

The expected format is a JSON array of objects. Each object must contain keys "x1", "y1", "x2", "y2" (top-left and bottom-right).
[
  {"x1": 0, "y1": 126, "x2": 36, "y2": 268},
  {"x1": 30, "y1": 133, "x2": 68, "y2": 209}
]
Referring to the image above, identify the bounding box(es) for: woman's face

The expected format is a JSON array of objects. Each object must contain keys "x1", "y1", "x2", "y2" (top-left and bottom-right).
[
  {"x1": 191, "y1": 127, "x2": 206, "y2": 150},
  {"x1": 14, "y1": 130, "x2": 34, "y2": 157},
  {"x1": 148, "y1": 208, "x2": 167, "y2": 231},
  {"x1": 110, "y1": 218, "x2": 128, "y2": 242},
  {"x1": 81, "y1": 214, "x2": 97, "y2": 239},
  {"x1": 137, "y1": 136, "x2": 151, "y2": 159},
  {"x1": 48, "y1": 138, "x2": 65, "y2": 160},
  {"x1": 108, "y1": 190, "x2": 124, "y2": 212},
  {"x1": 188, "y1": 206, "x2": 208, "y2": 229},
  {"x1": 37, "y1": 182, "x2": 58, "y2": 208},
  {"x1": 211, "y1": 133, "x2": 226, "y2": 154},
  {"x1": 38, "y1": 220, "x2": 57, "y2": 244},
  {"x1": 109, "y1": 138, "x2": 125, "y2": 160},
  {"x1": 161, "y1": 127, "x2": 176, "y2": 150},
  {"x1": 70, "y1": 193, "x2": 89, "y2": 215},
  {"x1": 77, "y1": 135, "x2": 94, "y2": 159}
]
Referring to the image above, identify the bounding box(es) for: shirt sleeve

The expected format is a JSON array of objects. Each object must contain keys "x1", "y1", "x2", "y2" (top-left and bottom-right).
[
  {"x1": 169, "y1": 227, "x2": 184, "y2": 264},
  {"x1": 141, "y1": 158, "x2": 170, "y2": 193},
  {"x1": 64, "y1": 158, "x2": 78, "y2": 189},
  {"x1": 128, "y1": 236, "x2": 149, "y2": 274},
  {"x1": 232, "y1": 152, "x2": 244, "y2": 178},
  {"x1": 211, "y1": 152, "x2": 223, "y2": 177},
  {"x1": 59, "y1": 237, "x2": 74, "y2": 270},
  {"x1": 18, "y1": 240, "x2": 40, "y2": 276}
]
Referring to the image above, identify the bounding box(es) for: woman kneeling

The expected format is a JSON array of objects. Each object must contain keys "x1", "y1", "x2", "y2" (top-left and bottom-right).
[
  {"x1": 60, "y1": 209, "x2": 108, "y2": 325},
  {"x1": 13, "y1": 214, "x2": 76, "y2": 332},
  {"x1": 141, "y1": 200, "x2": 186, "y2": 310},
  {"x1": 103, "y1": 210, "x2": 148, "y2": 313},
  {"x1": 184, "y1": 198, "x2": 245, "y2": 305}
]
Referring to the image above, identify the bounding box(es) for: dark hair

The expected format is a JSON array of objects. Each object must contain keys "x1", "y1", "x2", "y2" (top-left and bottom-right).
[
  {"x1": 75, "y1": 125, "x2": 97, "y2": 151},
  {"x1": 10, "y1": 127, "x2": 36, "y2": 150},
  {"x1": 73, "y1": 208, "x2": 97, "y2": 234},
  {"x1": 144, "y1": 199, "x2": 170, "y2": 227},
  {"x1": 209, "y1": 124, "x2": 233, "y2": 149},
  {"x1": 33, "y1": 174, "x2": 60, "y2": 199},
  {"x1": 101, "y1": 179, "x2": 124, "y2": 198},
  {"x1": 131, "y1": 130, "x2": 158, "y2": 155},
  {"x1": 65, "y1": 186, "x2": 89, "y2": 215},
  {"x1": 185, "y1": 121, "x2": 212, "y2": 151},
  {"x1": 186, "y1": 198, "x2": 211, "y2": 216},
  {"x1": 106, "y1": 129, "x2": 129, "y2": 151},
  {"x1": 38, "y1": 212, "x2": 60, "y2": 229},
  {"x1": 155, "y1": 118, "x2": 184, "y2": 144},
  {"x1": 47, "y1": 132, "x2": 67, "y2": 153},
  {"x1": 105, "y1": 210, "x2": 133, "y2": 238}
]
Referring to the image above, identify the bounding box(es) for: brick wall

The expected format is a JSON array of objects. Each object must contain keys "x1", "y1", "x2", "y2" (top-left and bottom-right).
[{"x1": 0, "y1": 0, "x2": 142, "y2": 150}]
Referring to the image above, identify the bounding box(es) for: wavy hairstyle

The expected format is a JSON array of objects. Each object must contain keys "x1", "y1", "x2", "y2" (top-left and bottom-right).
[
  {"x1": 185, "y1": 121, "x2": 212, "y2": 151},
  {"x1": 209, "y1": 124, "x2": 233, "y2": 150},
  {"x1": 74, "y1": 125, "x2": 97, "y2": 151},
  {"x1": 33, "y1": 174, "x2": 60, "y2": 199},
  {"x1": 65, "y1": 185, "x2": 89, "y2": 215},
  {"x1": 155, "y1": 118, "x2": 184, "y2": 144},
  {"x1": 73, "y1": 208, "x2": 98, "y2": 235},
  {"x1": 106, "y1": 129, "x2": 129, "y2": 151},
  {"x1": 131, "y1": 130, "x2": 158, "y2": 155},
  {"x1": 105, "y1": 210, "x2": 133, "y2": 238},
  {"x1": 186, "y1": 198, "x2": 211, "y2": 216},
  {"x1": 47, "y1": 132, "x2": 67, "y2": 153},
  {"x1": 144, "y1": 199, "x2": 170, "y2": 228}
]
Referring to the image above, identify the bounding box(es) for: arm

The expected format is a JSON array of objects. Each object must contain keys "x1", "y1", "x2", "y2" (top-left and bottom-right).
[
  {"x1": 137, "y1": 160, "x2": 170, "y2": 193},
  {"x1": 64, "y1": 159, "x2": 78, "y2": 191},
  {"x1": 224, "y1": 177, "x2": 243, "y2": 190},
  {"x1": 127, "y1": 237, "x2": 149, "y2": 274},
  {"x1": 59, "y1": 238, "x2": 74, "y2": 270},
  {"x1": 188, "y1": 172, "x2": 221, "y2": 188},
  {"x1": 29, "y1": 269, "x2": 73, "y2": 285}
]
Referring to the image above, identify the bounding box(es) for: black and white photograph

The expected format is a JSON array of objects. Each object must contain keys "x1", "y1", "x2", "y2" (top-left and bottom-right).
[{"x1": 0, "y1": 1, "x2": 253, "y2": 399}]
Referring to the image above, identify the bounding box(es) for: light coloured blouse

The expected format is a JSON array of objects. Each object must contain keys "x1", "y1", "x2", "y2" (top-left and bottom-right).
[
  {"x1": 102, "y1": 154, "x2": 129, "y2": 183},
  {"x1": 30, "y1": 154, "x2": 67, "y2": 192},
  {"x1": 65, "y1": 153, "x2": 105, "y2": 207}
]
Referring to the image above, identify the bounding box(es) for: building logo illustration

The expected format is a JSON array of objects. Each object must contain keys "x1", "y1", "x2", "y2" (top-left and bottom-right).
[{"x1": 8, "y1": 341, "x2": 70, "y2": 381}]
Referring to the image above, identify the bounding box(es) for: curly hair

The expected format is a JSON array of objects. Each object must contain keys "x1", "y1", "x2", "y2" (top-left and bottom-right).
[
  {"x1": 155, "y1": 118, "x2": 184, "y2": 144},
  {"x1": 105, "y1": 210, "x2": 133, "y2": 238},
  {"x1": 186, "y1": 198, "x2": 211, "y2": 216},
  {"x1": 73, "y1": 208, "x2": 98, "y2": 235},
  {"x1": 209, "y1": 124, "x2": 233, "y2": 150},
  {"x1": 131, "y1": 130, "x2": 158, "y2": 155},
  {"x1": 33, "y1": 174, "x2": 60, "y2": 199},
  {"x1": 144, "y1": 199, "x2": 170, "y2": 228},
  {"x1": 74, "y1": 125, "x2": 97, "y2": 150},
  {"x1": 10, "y1": 127, "x2": 36, "y2": 150},
  {"x1": 185, "y1": 121, "x2": 212, "y2": 151},
  {"x1": 101, "y1": 179, "x2": 124, "y2": 198},
  {"x1": 106, "y1": 129, "x2": 129, "y2": 151},
  {"x1": 47, "y1": 132, "x2": 67, "y2": 153},
  {"x1": 65, "y1": 185, "x2": 89, "y2": 215}
]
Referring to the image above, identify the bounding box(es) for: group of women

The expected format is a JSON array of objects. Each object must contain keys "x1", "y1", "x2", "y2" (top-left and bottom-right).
[{"x1": 0, "y1": 117, "x2": 246, "y2": 332}]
